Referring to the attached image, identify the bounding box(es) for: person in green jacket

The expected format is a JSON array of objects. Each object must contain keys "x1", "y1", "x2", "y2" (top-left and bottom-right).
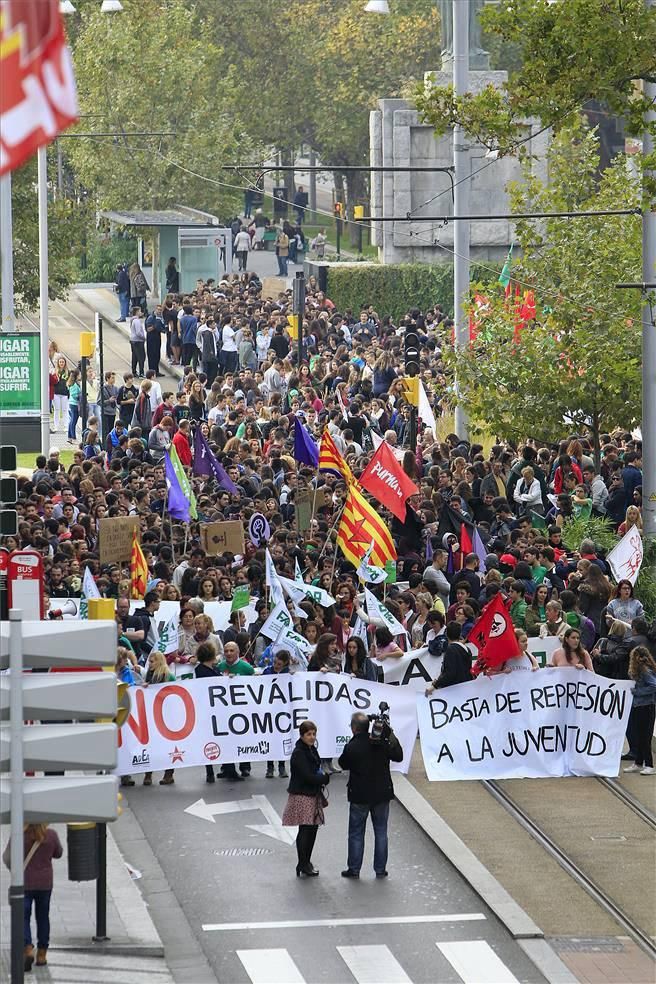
[{"x1": 509, "y1": 580, "x2": 528, "y2": 629}]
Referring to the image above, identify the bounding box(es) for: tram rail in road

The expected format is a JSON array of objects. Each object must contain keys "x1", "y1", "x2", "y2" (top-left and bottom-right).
[{"x1": 482, "y1": 778, "x2": 656, "y2": 960}]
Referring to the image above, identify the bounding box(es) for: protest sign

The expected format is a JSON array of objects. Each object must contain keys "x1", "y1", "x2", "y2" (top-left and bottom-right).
[
  {"x1": 201, "y1": 521, "x2": 245, "y2": 556},
  {"x1": 99, "y1": 517, "x2": 140, "y2": 565},
  {"x1": 376, "y1": 646, "x2": 442, "y2": 690},
  {"x1": 115, "y1": 673, "x2": 417, "y2": 775},
  {"x1": 295, "y1": 494, "x2": 313, "y2": 534},
  {"x1": 417, "y1": 668, "x2": 633, "y2": 781}
]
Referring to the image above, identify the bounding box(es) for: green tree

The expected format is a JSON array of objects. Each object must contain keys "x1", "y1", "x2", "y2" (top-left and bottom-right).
[
  {"x1": 1, "y1": 155, "x2": 85, "y2": 314},
  {"x1": 448, "y1": 124, "x2": 642, "y2": 464},
  {"x1": 414, "y1": 0, "x2": 656, "y2": 170},
  {"x1": 68, "y1": 0, "x2": 253, "y2": 215}
]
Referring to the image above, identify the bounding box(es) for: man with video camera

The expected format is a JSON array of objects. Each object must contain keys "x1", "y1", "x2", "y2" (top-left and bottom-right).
[{"x1": 338, "y1": 707, "x2": 403, "y2": 880}]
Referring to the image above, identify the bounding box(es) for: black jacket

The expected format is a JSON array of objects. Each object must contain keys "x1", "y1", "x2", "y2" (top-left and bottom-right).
[
  {"x1": 338, "y1": 729, "x2": 403, "y2": 805},
  {"x1": 433, "y1": 642, "x2": 472, "y2": 689},
  {"x1": 287, "y1": 739, "x2": 329, "y2": 797}
]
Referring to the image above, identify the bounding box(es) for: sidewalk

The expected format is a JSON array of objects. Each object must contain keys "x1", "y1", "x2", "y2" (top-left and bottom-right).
[{"x1": 0, "y1": 823, "x2": 174, "y2": 984}]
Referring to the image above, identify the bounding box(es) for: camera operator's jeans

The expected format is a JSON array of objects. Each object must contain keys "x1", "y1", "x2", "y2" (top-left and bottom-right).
[{"x1": 347, "y1": 801, "x2": 389, "y2": 874}]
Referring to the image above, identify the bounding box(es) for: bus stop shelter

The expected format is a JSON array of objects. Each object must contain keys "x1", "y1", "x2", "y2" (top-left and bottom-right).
[{"x1": 100, "y1": 206, "x2": 233, "y2": 297}]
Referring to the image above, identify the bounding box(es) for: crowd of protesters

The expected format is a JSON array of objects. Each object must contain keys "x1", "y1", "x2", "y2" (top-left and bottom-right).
[{"x1": 7, "y1": 270, "x2": 656, "y2": 782}]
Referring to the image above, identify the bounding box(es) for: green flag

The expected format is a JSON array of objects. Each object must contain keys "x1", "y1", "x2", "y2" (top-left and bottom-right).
[
  {"x1": 530, "y1": 510, "x2": 547, "y2": 530},
  {"x1": 498, "y1": 244, "x2": 513, "y2": 288},
  {"x1": 384, "y1": 560, "x2": 397, "y2": 584},
  {"x1": 169, "y1": 443, "x2": 198, "y2": 520},
  {"x1": 231, "y1": 585, "x2": 250, "y2": 611}
]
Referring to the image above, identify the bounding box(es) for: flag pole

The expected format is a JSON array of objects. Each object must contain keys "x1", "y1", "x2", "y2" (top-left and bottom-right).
[
  {"x1": 159, "y1": 486, "x2": 169, "y2": 543},
  {"x1": 316, "y1": 501, "x2": 346, "y2": 562}
]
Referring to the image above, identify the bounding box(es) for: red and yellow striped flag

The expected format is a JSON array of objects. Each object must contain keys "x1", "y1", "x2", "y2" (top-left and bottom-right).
[
  {"x1": 130, "y1": 529, "x2": 148, "y2": 600},
  {"x1": 319, "y1": 430, "x2": 355, "y2": 486},
  {"x1": 337, "y1": 484, "x2": 396, "y2": 569}
]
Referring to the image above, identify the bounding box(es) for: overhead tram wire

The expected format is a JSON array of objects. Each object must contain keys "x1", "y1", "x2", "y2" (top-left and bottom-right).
[{"x1": 147, "y1": 145, "x2": 642, "y2": 326}]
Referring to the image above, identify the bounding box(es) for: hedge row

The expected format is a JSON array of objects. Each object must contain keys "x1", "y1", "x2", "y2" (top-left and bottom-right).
[{"x1": 325, "y1": 262, "x2": 496, "y2": 321}]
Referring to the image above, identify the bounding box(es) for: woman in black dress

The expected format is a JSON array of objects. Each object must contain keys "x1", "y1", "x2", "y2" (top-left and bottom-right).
[{"x1": 282, "y1": 721, "x2": 329, "y2": 877}]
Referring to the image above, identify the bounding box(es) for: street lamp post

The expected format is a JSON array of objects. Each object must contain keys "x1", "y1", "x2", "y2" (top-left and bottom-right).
[{"x1": 452, "y1": 0, "x2": 470, "y2": 441}]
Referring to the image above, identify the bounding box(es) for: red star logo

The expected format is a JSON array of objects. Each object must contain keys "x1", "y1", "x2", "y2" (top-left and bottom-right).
[
  {"x1": 169, "y1": 746, "x2": 185, "y2": 764},
  {"x1": 350, "y1": 516, "x2": 370, "y2": 547}
]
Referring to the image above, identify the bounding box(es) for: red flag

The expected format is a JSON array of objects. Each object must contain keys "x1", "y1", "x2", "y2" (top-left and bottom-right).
[
  {"x1": 468, "y1": 595, "x2": 521, "y2": 675},
  {"x1": 359, "y1": 440, "x2": 419, "y2": 521},
  {"x1": 460, "y1": 522, "x2": 473, "y2": 559},
  {"x1": 0, "y1": 0, "x2": 78, "y2": 176}
]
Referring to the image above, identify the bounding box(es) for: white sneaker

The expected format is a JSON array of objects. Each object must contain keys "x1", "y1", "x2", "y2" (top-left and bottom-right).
[
  {"x1": 623, "y1": 764, "x2": 641, "y2": 772},
  {"x1": 640, "y1": 766, "x2": 655, "y2": 775}
]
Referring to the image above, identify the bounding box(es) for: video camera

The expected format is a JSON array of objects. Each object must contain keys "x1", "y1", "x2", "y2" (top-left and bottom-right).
[{"x1": 367, "y1": 701, "x2": 391, "y2": 743}]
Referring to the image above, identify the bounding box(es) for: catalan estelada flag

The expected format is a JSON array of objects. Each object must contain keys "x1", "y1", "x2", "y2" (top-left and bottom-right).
[
  {"x1": 130, "y1": 529, "x2": 148, "y2": 600},
  {"x1": 319, "y1": 430, "x2": 355, "y2": 487},
  {"x1": 337, "y1": 484, "x2": 396, "y2": 569}
]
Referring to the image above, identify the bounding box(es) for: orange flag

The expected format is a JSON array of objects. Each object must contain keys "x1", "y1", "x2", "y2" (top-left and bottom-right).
[
  {"x1": 337, "y1": 484, "x2": 396, "y2": 569},
  {"x1": 130, "y1": 529, "x2": 148, "y2": 600}
]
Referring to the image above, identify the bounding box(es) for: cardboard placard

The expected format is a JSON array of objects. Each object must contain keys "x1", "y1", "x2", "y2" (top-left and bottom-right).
[
  {"x1": 99, "y1": 517, "x2": 141, "y2": 565},
  {"x1": 295, "y1": 497, "x2": 313, "y2": 534},
  {"x1": 200, "y1": 521, "x2": 245, "y2": 556}
]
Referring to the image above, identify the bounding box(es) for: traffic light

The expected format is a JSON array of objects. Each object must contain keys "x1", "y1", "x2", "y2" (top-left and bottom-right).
[
  {"x1": 0, "y1": 445, "x2": 17, "y2": 536},
  {"x1": 404, "y1": 330, "x2": 420, "y2": 377},
  {"x1": 80, "y1": 332, "x2": 95, "y2": 358},
  {"x1": 400, "y1": 377, "x2": 419, "y2": 406},
  {"x1": 334, "y1": 202, "x2": 344, "y2": 219},
  {"x1": 0, "y1": 620, "x2": 122, "y2": 823}
]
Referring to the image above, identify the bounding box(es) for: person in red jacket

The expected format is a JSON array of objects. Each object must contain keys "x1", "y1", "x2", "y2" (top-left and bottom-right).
[
  {"x1": 3, "y1": 823, "x2": 63, "y2": 970},
  {"x1": 553, "y1": 453, "x2": 582, "y2": 494},
  {"x1": 172, "y1": 418, "x2": 193, "y2": 467}
]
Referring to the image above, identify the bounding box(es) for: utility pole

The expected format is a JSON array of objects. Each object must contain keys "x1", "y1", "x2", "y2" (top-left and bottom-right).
[
  {"x1": 643, "y1": 0, "x2": 656, "y2": 539},
  {"x1": 292, "y1": 271, "x2": 306, "y2": 366},
  {"x1": 37, "y1": 147, "x2": 50, "y2": 456},
  {"x1": 0, "y1": 174, "x2": 14, "y2": 334},
  {"x1": 453, "y1": 0, "x2": 470, "y2": 441},
  {"x1": 308, "y1": 149, "x2": 317, "y2": 218}
]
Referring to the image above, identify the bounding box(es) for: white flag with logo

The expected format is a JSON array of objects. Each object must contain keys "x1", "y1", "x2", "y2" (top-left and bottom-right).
[
  {"x1": 279, "y1": 575, "x2": 335, "y2": 608},
  {"x1": 419, "y1": 381, "x2": 437, "y2": 437},
  {"x1": 365, "y1": 587, "x2": 408, "y2": 638},
  {"x1": 371, "y1": 430, "x2": 404, "y2": 462},
  {"x1": 357, "y1": 541, "x2": 387, "y2": 585},
  {"x1": 79, "y1": 567, "x2": 100, "y2": 620},
  {"x1": 156, "y1": 614, "x2": 179, "y2": 656},
  {"x1": 266, "y1": 548, "x2": 285, "y2": 606},
  {"x1": 607, "y1": 527, "x2": 643, "y2": 587}
]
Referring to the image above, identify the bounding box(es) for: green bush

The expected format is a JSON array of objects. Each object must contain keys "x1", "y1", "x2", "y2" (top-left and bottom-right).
[
  {"x1": 77, "y1": 235, "x2": 138, "y2": 283},
  {"x1": 324, "y1": 261, "x2": 495, "y2": 320}
]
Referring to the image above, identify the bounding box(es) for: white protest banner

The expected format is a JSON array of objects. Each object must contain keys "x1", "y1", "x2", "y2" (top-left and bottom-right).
[
  {"x1": 417, "y1": 668, "x2": 633, "y2": 781},
  {"x1": 204, "y1": 600, "x2": 258, "y2": 633},
  {"x1": 115, "y1": 673, "x2": 417, "y2": 775},
  {"x1": 365, "y1": 587, "x2": 408, "y2": 638},
  {"x1": 607, "y1": 527, "x2": 643, "y2": 586},
  {"x1": 376, "y1": 646, "x2": 442, "y2": 690}
]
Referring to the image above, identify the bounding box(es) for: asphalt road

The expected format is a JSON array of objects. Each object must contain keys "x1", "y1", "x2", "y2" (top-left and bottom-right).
[{"x1": 122, "y1": 764, "x2": 546, "y2": 984}]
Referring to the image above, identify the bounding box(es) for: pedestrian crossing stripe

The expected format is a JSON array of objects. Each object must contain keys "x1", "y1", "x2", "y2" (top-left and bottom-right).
[{"x1": 236, "y1": 941, "x2": 520, "y2": 984}]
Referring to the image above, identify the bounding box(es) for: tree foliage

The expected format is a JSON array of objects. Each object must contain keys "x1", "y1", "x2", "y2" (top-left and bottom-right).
[
  {"x1": 448, "y1": 124, "x2": 642, "y2": 457},
  {"x1": 2, "y1": 155, "x2": 85, "y2": 314},
  {"x1": 414, "y1": 0, "x2": 656, "y2": 190},
  {"x1": 68, "y1": 0, "x2": 253, "y2": 215}
]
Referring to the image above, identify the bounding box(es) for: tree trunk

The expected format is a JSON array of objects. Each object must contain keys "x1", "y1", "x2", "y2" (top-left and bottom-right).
[{"x1": 591, "y1": 408, "x2": 601, "y2": 473}]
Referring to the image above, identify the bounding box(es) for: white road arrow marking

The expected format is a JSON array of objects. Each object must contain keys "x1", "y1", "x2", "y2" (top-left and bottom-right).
[{"x1": 184, "y1": 794, "x2": 296, "y2": 844}]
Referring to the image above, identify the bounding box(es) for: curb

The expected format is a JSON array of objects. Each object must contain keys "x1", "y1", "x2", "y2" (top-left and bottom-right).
[{"x1": 394, "y1": 774, "x2": 578, "y2": 984}]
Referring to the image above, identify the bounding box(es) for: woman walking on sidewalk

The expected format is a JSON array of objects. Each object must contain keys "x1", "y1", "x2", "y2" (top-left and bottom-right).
[{"x1": 3, "y1": 823, "x2": 63, "y2": 971}]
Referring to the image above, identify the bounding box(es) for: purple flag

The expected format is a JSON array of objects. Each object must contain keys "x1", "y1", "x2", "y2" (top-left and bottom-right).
[
  {"x1": 425, "y1": 536, "x2": 433, "y2": 564},
  {"x1": 473, "y1": 525, "x2": 487, "y2": 566},
  {"x1": 446, "y1": 544, "x2": 455, "y2": 575},
  {"x1": 164, "y1": 451, "x2": 190, "y2": 522},
  {"x1": 193, "y1": 427, "x2": 239, "y2": 494},
  {"x1": 294, "y1": 418, "x2": 319, "y2": 467}
]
